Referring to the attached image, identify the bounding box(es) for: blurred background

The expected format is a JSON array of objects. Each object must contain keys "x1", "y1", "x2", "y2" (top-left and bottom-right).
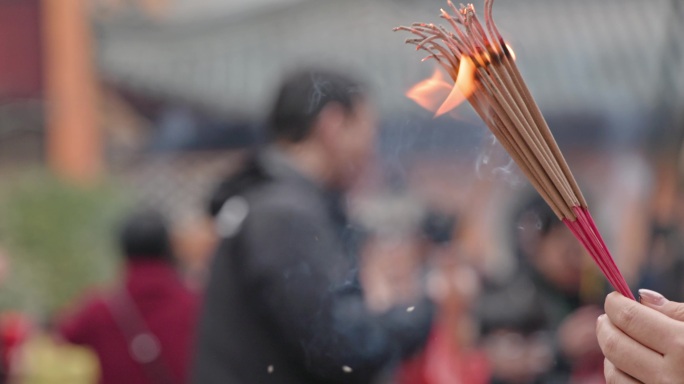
[{"x1": 0, "y1": 0, "x2": 682, "y2": 382}]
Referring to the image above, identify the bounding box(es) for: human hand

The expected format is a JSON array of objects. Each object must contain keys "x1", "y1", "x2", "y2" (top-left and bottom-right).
[{"x1": 597, "y1": 290, "x2": 684, "y2": 383}]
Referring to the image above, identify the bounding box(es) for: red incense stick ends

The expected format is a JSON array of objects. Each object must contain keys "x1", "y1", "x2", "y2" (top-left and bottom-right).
[
  {"x1": 564, "y1": 208, "x2": 635, "y2": 300},
  {"x1": 396, "y1": 0, "x2": 634, "y2": 299}
]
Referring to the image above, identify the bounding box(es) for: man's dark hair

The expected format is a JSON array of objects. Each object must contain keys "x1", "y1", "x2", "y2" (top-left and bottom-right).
[
  {"x1": 267, "y1": 67, "x2": 366, "y2": 142},
  {"x1": 118, "y1": 209, "x2": 172, "y2": 260}
]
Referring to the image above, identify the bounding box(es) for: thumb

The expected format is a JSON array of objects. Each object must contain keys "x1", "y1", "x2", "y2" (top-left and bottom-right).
[{"x1": 638, "y1": 289, "x2": 684, "y2": 321}]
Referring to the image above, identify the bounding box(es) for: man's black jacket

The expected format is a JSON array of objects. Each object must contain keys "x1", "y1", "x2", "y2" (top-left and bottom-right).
[{"x1": 192, "y1": 149, "x2": 434, "y2": 384}]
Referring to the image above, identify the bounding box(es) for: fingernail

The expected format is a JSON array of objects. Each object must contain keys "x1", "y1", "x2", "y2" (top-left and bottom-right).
[{"x1": 639, "y1": 289, "x2": 666, "y2": 306}]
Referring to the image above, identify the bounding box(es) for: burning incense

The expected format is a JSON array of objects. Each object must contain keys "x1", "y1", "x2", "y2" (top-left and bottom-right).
[{"x1": 395, "y1": 0, "x2": 634, "y2": 299}]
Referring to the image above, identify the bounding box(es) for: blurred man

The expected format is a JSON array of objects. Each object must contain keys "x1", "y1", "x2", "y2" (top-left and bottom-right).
[
  {"x1": 194, "y1": 68, "x2": 434, "y2": 384},
  {"x1": 58, "y1": 209, "x2": 200, "y2": 384}
]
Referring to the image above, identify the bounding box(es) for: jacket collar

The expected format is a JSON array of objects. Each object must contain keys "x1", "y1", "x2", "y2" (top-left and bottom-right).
[{"x1": 259, "y1": 145, "x2": 349, "y2": 225}]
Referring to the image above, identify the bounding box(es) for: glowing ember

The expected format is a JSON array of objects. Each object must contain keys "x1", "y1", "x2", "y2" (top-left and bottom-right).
[{"x1": 506, "y1": 44, "x2": 517, "y2": 61}]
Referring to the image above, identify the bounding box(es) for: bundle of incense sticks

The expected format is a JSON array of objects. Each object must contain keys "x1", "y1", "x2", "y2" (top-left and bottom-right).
[{"x1": 395, "y1": 0, "x2": 634, "y2": 299}]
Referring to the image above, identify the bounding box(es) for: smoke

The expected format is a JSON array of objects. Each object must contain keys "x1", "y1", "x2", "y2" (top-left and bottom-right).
[
  {"x1": 307, "y1": 73, "x2": 330, "y2": 114},
  {"x1": 475, "y1": 134, "x2": 525, "y2": 188}
]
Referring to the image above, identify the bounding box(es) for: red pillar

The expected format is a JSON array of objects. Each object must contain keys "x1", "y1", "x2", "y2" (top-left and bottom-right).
[{"x1": 42, "y1": 0, "x2": 101, "y2": 183}]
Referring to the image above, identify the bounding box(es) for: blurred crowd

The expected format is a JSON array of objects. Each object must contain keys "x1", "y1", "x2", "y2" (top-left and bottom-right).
[{"x1": 0, "y1": 66, "x2": 681, "y2": 384}]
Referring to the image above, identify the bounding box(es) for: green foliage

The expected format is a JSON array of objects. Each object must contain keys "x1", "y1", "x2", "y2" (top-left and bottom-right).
[{"x1": 0, "y1": 171, "x2": 129, "y2": 318}]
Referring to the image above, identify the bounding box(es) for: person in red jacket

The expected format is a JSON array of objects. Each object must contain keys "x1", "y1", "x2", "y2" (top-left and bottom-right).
[{"x1": 58, "y1": 209, "x2": 200, "y2": 384}]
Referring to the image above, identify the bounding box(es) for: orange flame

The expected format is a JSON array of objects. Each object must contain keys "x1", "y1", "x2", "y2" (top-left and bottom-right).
[
  {"x1": 407, "y1": 44, "x2": 515, "y2": 118},
  {"x1": 435, "y1": 56, "x2": 477, "y2": 117},
  {"x1": 407, "y1": 60, "x2": 478, "y2": 117},
  {"x1": 406, "y1": 68, "x2": 453, "y2": 115}
]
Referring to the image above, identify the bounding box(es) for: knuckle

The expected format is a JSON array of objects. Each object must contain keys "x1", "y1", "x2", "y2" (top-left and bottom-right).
[
  {"x1": 606, "y1": 292, "x2": 621, "y2": 308},
  {"x1": 601, "y1": 332, "x2": 620, "y2": 356},
  {"x1": 596, "y1": 315, "x2": 604, "y2": 334},
  {"x1": 614, "y1": 304, "x2": 638, "y2": 328}
]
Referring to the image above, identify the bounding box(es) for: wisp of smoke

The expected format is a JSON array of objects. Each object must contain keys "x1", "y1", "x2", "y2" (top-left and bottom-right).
[{"x1": 475, "y1": 134, "x2": 525, "y2": 188}]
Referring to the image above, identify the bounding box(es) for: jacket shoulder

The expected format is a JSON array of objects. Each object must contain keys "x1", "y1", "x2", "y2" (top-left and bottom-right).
[
  {"x1": 214, "y1": 179, "x2": 325, "y2": 239},
  {"x1": 249, "y1": 180, "x2": 326, "y2": 221}
]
